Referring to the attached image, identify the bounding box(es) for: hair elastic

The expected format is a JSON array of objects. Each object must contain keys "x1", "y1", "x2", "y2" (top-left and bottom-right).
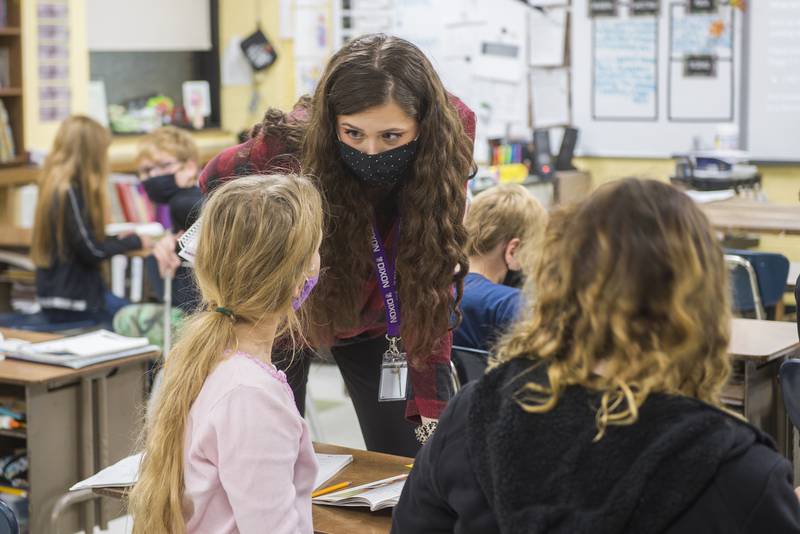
[{"x1": 215, "y1": 306, "x2": 236, "y2": 322}]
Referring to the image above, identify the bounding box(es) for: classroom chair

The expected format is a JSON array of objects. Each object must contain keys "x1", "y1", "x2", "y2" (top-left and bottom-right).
[
  {"x1": 779, "y1": 359, "x2": 800, "y2": 432},
  {"x1": 724, "y1": 249, "x2": 790, "y2": 320},
  {"x1": 0, "y1": 499, "x2": 19, "y2": 534},
  {"x1": 451, "y1": 345, "x2": 490, "y2": 385}
]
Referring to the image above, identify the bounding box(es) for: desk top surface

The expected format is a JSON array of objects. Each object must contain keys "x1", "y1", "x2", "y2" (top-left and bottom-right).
[
  {"x1": 94, "y1": 443, "x2": 411, "y2": 534},
  {"x1": 729, "y1": 318, "x2": 800, "y2": 362},
  {"x1": 700, "y1": 198, "x2": 800, "y2": 235},
  {"x1": 312, "y1": 443, "x2": 411, "y2": 534},
  {"x1": 0, "y1": 328, "x2": 156, "y2": 384}
]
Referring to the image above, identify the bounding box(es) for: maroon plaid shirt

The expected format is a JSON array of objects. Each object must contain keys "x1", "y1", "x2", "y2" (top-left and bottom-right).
[{"x1": 200, "y1": 96, "x2": 476, "y2": 421}]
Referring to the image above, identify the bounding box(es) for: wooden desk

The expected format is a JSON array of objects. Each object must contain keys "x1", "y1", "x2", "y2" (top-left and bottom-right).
[
  {"x1": 312, "y1": 443, "x2": 410, "y2": 534},
  {"x1": 726, "y1": 319, "x2": 799, "y2": 469},
  {"x1": 94, "y1": 443, "x2": 411, "y2": 534},
  {"x1": 700, "y1": 198, "x2": 800, "y2": 235},
  {"x1": 0, "y1": 328, "x2": 154, "y2": 534}
]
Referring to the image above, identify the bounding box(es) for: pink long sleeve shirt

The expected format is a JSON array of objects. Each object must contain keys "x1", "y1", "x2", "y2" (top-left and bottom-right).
[{"x1": 182, "y1": 352, "x2": 318, "y2": 534}]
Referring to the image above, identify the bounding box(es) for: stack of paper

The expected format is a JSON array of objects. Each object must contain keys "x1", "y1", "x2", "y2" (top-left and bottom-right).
[
  {"x1": 0, "y1": 330, "x2": 159, "y2": 369},
  {"x1": 312, "y1": 474, "x2": 407, "y2": 511}
]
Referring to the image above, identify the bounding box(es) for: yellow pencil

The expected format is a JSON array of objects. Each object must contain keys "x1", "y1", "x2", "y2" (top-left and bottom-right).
[
  {"x1": 405, "y1": 463, "x2": 414, "y2": 468},
  {"x1": 0, "y1": 486, "x2": 26, "y2": 497},
  {"x1": 312, "y1": 481, "x2": 351, "y2": 498}
]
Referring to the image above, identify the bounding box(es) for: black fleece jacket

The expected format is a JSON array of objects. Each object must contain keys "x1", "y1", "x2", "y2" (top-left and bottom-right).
[{"x1": 393, "y1": 358, "x2": 800, "y2": 534}]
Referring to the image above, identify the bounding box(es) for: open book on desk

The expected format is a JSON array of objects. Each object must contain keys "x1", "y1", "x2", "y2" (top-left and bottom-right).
[
  {"x1": 0, "y1": 330, "x2": 158, "y2": 369},
  {"x1": 312, "y1": 474, "x2": 407, "y2": 511},
  {"x1": 71, "y1": 452, "x2": 354, "y2": 492}
]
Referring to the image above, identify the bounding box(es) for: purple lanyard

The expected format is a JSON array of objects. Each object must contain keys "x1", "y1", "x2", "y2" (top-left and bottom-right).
[{"x1": 369, "y1": 222, "x2": 401, "y2": 339}]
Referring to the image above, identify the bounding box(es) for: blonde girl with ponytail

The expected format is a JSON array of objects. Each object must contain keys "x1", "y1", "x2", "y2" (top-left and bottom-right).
[{"x1": 129, "y1": 174, "x2": 323, "y2": 534}]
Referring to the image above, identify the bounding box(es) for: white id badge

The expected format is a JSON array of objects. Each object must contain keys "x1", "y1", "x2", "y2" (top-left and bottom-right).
[{"x1": 378, "y1": 352, "x2": 408, "y2": 402}]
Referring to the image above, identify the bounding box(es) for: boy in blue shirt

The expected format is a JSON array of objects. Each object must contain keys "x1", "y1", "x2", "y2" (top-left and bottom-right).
[{"x1": 454, "y1": 184, "x2": 547, "y2": 351}]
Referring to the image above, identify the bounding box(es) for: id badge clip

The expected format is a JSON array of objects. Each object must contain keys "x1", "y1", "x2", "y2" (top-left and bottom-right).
[{"x1": 378, "y1": 336, "x2": 408, "y2": 402}]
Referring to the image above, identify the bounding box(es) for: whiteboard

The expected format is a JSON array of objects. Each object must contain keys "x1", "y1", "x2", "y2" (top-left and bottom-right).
[
  {"x1": 87, "y1": 0, "x2": 211, "y2": 52},
  {"x1": 571, "y1": 0, "x2": 743, "y2": 157},
  {"x1": 744, "y1": 0, "x2": 800, "y2": 162}
]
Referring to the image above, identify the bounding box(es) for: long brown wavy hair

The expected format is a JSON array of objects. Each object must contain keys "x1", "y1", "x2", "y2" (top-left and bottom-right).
[
  {"x1": 31, "y1": 115, "x2": 111, "y2": 267},
  {"x1": 495, "y1": 178, "x2": 732, "y2": 440},
  {"x1": 301, "y1": 34, "x2": 475, "y2": 363}
]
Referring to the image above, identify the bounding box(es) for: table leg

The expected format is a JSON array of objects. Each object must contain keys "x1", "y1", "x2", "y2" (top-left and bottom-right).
[
  {"x1": 80, "y1": 377, "x2": 95, "y2": 534},
  {"x1": 97, "y1": 376, "x2": 109, "y2": 529}
]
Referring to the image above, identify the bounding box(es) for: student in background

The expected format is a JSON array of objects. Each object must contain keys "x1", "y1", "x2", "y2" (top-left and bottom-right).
[
  {"x1": 114, "y1": 127, "x2": 203, "y2": 345},
  {"x1": 393, "y1": 179, "x2": 800, "y2": 533},
  {"x1": 454, "y1": 184, "x2": 547, "y2": 352},
  {"x1": 30, "y1": 116, "x2": 150, "y2": 328},
  {"x1": 136, "y1": 126, "x2": 202, "y2": 309},
  {"x1": 129, "y1": 175, "x2": 322, "y2": 534}
]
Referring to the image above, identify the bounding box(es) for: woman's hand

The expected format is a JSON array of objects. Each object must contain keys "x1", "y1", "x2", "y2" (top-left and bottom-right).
[{"x1": 153, "y1": 233, "x2": 181, "y2": 277}]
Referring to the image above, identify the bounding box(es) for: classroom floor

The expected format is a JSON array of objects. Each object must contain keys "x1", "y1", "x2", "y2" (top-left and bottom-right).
[{"x1": 75, "y1": 362, "x2": 364, "y2": 534}]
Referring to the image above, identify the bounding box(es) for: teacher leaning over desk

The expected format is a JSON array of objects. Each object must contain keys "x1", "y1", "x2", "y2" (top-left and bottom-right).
[{"x1": 192, "y1": 34, "x2": 476, "y2": 456}]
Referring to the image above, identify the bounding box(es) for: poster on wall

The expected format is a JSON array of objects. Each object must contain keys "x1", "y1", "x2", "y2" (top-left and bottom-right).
[
  {"x1": 293, "y1": 0, "x2": 332, "y2": 100},
  {"x1": 37, "y1": 0, "x2": 71, "y2": 123}
]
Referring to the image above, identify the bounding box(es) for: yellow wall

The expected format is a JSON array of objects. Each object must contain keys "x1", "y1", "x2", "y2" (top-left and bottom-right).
[
  {"x1": 22, "y1": 0, "x2": 89, "y2": 153},
  {"x1": 218, "y1": 0, "x2": 299, "y2": 134},
  {"x1": 576, "y1": 157, "x2": 800, "y2": 260}
]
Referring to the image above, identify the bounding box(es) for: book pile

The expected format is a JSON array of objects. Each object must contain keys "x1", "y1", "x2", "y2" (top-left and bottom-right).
[{"x1": 109, "y1": 174, "x2": 157, "y2": 225}]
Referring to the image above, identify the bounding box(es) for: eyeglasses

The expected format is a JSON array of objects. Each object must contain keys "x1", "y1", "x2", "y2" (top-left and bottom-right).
[{"x1": 137, "y1": 159, "x2": 181, "y2": 179}]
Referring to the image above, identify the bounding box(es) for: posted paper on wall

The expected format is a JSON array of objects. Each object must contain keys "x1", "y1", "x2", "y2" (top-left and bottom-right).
[
  {"x1": 529, "y1": 8, "x2": 567, "y2": 67},
  {"x1": 532, "y1": 67, "x2": 570, "y2": 127}
]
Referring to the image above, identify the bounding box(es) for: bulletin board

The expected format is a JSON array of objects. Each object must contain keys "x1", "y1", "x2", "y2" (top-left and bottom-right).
[{"x1": 571, "y1": 0, "x2": 743, "y2": 158}]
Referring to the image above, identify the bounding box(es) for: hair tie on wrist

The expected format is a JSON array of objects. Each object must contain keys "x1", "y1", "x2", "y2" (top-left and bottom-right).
[{"x1": 215, "y1": 307, "x2": 236, "y2": 322}]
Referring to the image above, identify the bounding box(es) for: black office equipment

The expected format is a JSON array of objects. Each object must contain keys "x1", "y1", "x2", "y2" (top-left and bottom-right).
[
  {"x1": 533, "y1": 128, "x2": 555, "y2": 180},
  {"x1": 556, "y1": 127, "x2": 579, "y2": 171}
]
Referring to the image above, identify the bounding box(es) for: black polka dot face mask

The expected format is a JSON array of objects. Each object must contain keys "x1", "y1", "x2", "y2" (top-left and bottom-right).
[{"x1": 337, "y1": 138, "x2": 418, "y2": 188}]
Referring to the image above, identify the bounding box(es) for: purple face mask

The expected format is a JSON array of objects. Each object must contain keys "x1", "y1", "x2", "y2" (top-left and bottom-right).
[{"x1": 292, "y1": 275, "x2": 319, "y2": 311}]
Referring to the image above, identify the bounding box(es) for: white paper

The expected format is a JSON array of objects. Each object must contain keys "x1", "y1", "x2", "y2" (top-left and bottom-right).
[
  {"x1": 669, "y1": 60, "x2": 733, "y2": 121},
  {"x1": 70, "y1": 453, "x2": 143, "y2": 491},
  {"x1": 314, "y1": 454, "x2": 353, "y2": 490},
  {"x1": 105, "y1": 222, "x2": 165, "y2": 237},
  {"x1": 111, "y1": 255, "x2": 128, "y2": 298},
  {"x1": 279, "y1": 0, "x2": 294, "y2": 39},
  {"x1": 592, "y1": 17, "x2": 658, "y2": 120},
  {"x1": 71, "y1": 452, "x2": 348, "y2": 492},
  {"x1": 221, "y1": 36, "x2": 253, "y2": 87},
  {"x1": 529, "y1": 8, "x2": 567, "y2": 67},
  {"x1": 532, "y1": 67, "x2": 570, "y2": 127},
  {"x1": 25, "y1": 330, "x2": 149, "y2": 358},
  {"x1": 87, "y1": 81, "x2": 109, "y2": 128},
  {"x1": 313, "y1": 474, "x2": 407, "y2": 511},
  {"x1": 182, "y1": 81, "x2": 212, "y2": 117},
  {"x1": 295, "y1": 57, "x2": 327, "y2": 99},
  {"x1": 294, "y1": 6, "x2": 331, "y2": 58},
  {"x1": 685, "y1": 190, "x2": 736, "y2": 204}
]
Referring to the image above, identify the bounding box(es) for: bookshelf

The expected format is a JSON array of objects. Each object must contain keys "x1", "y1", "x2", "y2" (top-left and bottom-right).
[
  {"x1": 0, "y1": 0, "x2": 24, "y2": 165},
  {"x1": 0, "y1": 0, "x2": 29, "y2": 249}
]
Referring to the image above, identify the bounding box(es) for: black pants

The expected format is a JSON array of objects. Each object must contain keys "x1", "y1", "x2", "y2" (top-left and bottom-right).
[
  {"x1": 274, "y1": 349, "x2": 312, "y2": 416},
  {"x1": 277, "y1": 337, "x2": 420, "y2": 457},
  {"x1": 331, "y1": 336, "x2": 420, "y2": 457}
]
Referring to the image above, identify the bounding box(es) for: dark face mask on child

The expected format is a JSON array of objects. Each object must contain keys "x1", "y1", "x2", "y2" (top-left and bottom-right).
[{"x1": 142, "y1": 174, "x2": 181, "y2": 204}]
